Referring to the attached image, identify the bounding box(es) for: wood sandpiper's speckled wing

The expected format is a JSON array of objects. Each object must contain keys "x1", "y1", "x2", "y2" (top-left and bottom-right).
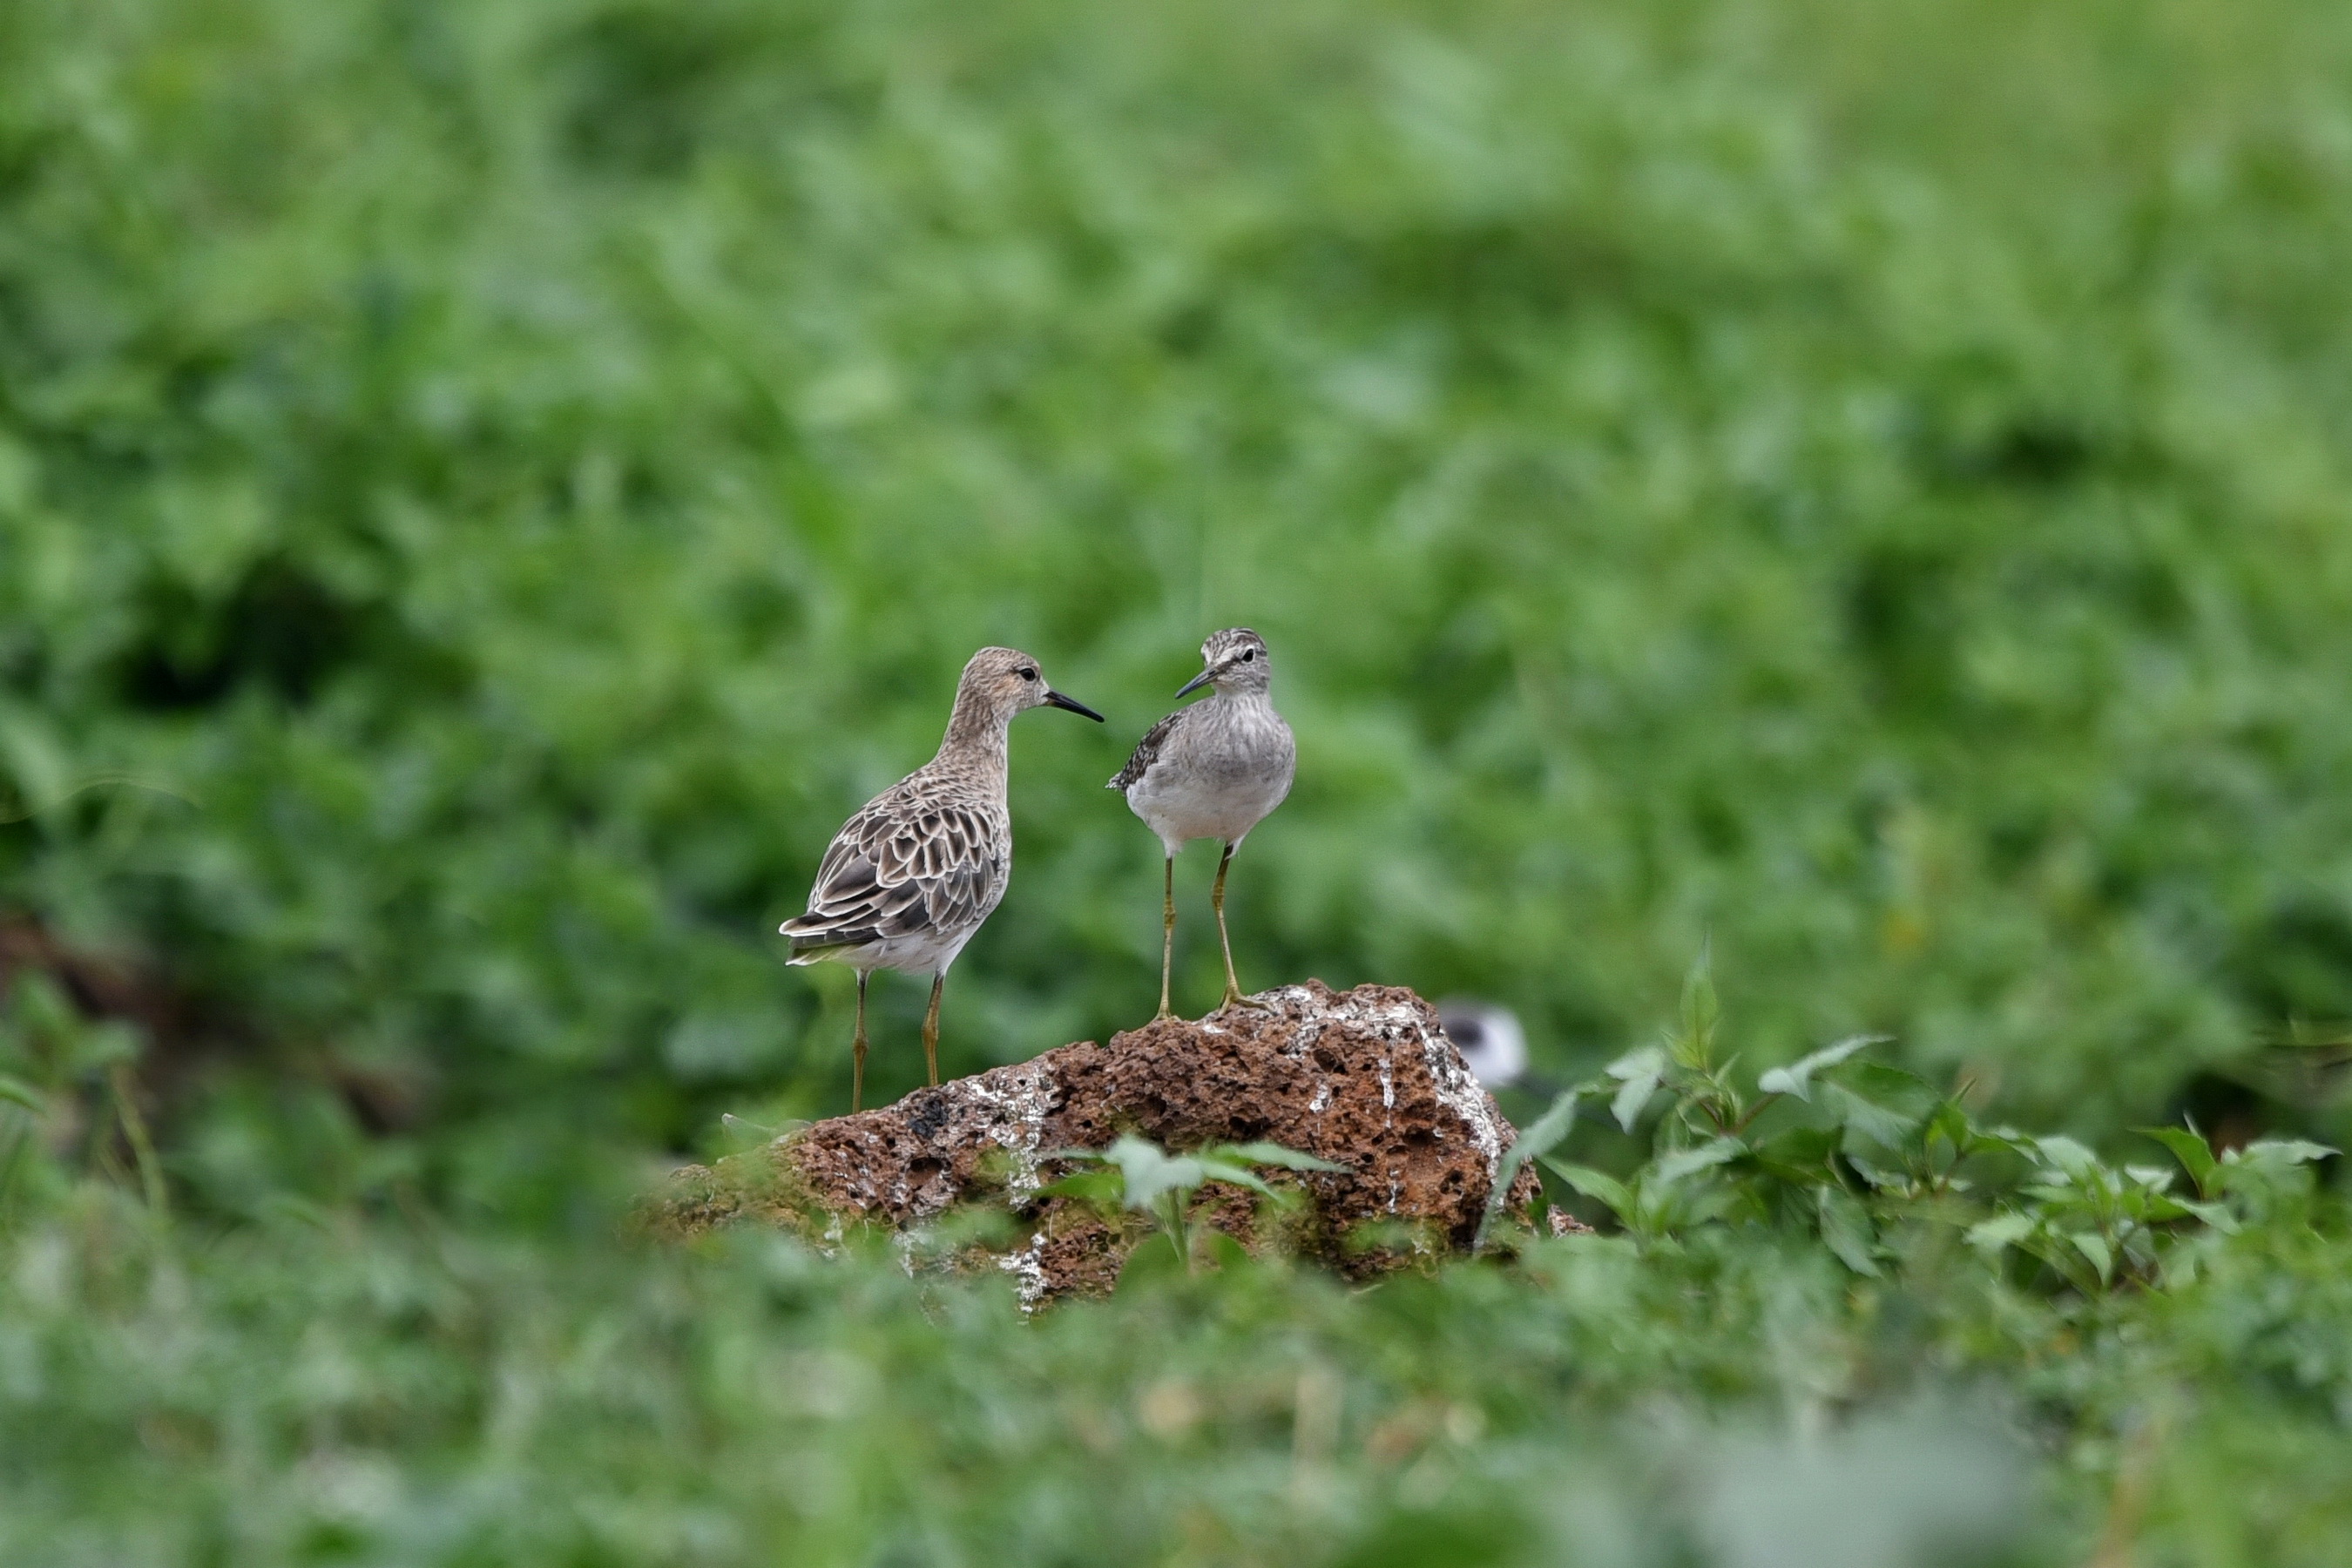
[
  {"x1": 1106, "y1": 708, "x2": 1186, "y2": 794},
  {"x1": 781, "y1": 771, "x2": 1009, "y2": 963}
]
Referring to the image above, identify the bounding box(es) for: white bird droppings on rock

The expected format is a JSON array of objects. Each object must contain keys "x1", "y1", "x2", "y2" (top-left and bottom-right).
[
  {"x1": 963, "y1": 1063, "x2": 1054, "y2": 1206},
  {"x1": 997, "y1": 1233, "x2": 1050, "y2": 1312}
]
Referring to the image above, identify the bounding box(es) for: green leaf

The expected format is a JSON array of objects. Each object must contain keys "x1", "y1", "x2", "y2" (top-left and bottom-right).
[
  {"x1": 1966, "y1": 1212, "x2": 2038, "y2": 1254},
  {"x1": 1923, "y1": 1098, "x2": 1974, "y2": 1153},
  {"x1": 1191, "y1": 1159, "x2": 1277, "y2": 1198},
  {"x1": 1219, "y1": 1141, "x2": 1348, "y2": 1173},
  {"x1": 1036, "y1": 1170, "x2": 1125, "y2": 1207},
  {"x1": 719, "y1": 1112, "x2": 780, "y2": 1151},
  {"x1": 1749, "y1": 1125, "x2": 1842, "y2": 1183},
  {"x1": 1816, "y1": 1186, "x2": 1880, "y2": 1277},
  {"x1": 2135, "y1": 1125, "x2": 2219, "y2": 1199},
  {"x1": 2230, "y1": 1138, "x2": 2337, "y2": 1169},
  {"x1": 2031, "y1": 1136, "x2": 2101, "y2": 1182},
  {"x1": 1541, "y1": 1159, "x2": 1632, "y2": 1220},
  {"x1": 1605, "y1": 1046, "x2": 1666, "y2": 1133},
  {"x1": 1671, "y1": 941, "x2": 1720, "y2": 1071},
  {"x1": 1756, "y1": 1034, "x2": 1888, "y2": 1101},
  {"x1": 1841, "y1": 1061, "x2": 1943, "y2": 1111},
  {"x1": 1101, "y1": 1136, "x2": 1206, "y2": 1213},
  {"x1": 1821, "y1": 1083, "x2": 1920, "y2": 1150},
  {"x1": 0, "y1": 1074, "x2": 42, "y2": 1113},
  {"x1": 1673, "y1": 1180, "x2": 1740, "y2": 1230},
  {"x1": 1480, "y1": 1089, "x2": 1579, "y2": 1246},
  {"x1": 2213, "y1": 1139, "x2": 2338, "y2": 1200},
  {"x1": 2067, "y1": 1230, "x2": 2113, "y2": 1284},
  {"x1": 1498, "y1": 1089, "x2": 1579, "y2": 1185},
  {"x1": 2174, "y1": 1199, "x2": 2240, "y2": 1234},
  {"x1": 1650, "y1": 1137, "x2": 1744, "y2": 1186},
  {"x1": 1971, "y1": 1126, "x2": 2047, "y2": 1162},
  {"x1": 1842, "y1": 1152, "x2": 1906, "y2": 1192}
]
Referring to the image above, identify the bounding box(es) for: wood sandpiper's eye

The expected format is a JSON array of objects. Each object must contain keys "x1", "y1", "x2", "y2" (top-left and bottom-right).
[
  {"x1": 1240, "y1": 649, "x2": 1254, "y2": 661},
  {"x1": 1020, "y1": 668, "x2": 1037, "y2": 680}
]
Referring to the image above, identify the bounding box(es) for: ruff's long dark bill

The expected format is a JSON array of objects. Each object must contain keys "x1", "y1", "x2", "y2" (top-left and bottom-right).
[{"x1": 1044, "y1": 690, "x2": 1106, "y2": 721}]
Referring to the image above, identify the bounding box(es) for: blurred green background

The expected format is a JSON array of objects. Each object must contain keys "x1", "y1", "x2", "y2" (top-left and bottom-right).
[
  {"x1": 5, "y1": 0, "x2": 2352, "y2": 1561},
  {"x1": 10, "y1": 0, "x2": 2352, "y2": 1210}
]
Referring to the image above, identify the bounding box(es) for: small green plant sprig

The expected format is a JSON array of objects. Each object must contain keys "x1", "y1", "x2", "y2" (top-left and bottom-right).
[
  {"x1": 1042, "y1": 1134, "x2": 1345, "y2": 1274},
  {"x1": 1493, "y1": 948, "x2": 2335, "y2": 1295}
]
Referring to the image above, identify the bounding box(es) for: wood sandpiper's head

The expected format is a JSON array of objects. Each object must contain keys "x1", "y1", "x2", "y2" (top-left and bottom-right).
[
  {"x1": 1174, "y1": 628, "x2": 1272, "y2": 699},
  {"x1": 958, "y1": 646, "x2": 1105, "y2": 725}
]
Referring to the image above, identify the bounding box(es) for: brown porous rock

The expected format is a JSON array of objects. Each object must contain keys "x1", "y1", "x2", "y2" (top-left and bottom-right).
[{"x1": 651, "y1": 981, "x2": 1549, "y2": 1305}]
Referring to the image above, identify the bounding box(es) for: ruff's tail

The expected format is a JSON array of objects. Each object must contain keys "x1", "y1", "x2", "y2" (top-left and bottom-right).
[{"x1": 780, "y1": 915, "x2": 877, "y2": 965}]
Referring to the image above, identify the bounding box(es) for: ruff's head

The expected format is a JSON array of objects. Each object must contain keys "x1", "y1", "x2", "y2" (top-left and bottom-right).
[
  {"x1": 955, "y1": 646, "x2": 1105, "y2": 728},
  {"x1": 1175, "y1": 628, "x2": 1273, "y2": 699}
]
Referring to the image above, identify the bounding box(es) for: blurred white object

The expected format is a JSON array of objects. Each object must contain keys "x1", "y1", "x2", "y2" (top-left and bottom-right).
[{"x1": 1436, "y1": 998, "x2": 1527, "y2": 1089}]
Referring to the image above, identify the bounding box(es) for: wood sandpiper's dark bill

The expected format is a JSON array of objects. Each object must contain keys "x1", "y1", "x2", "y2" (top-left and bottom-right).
[
  {"x1": 782, "y1": 646, "x2": 1103, "y2": 1110},
  {"x1": 1109, "y1": 628, "x2": 1295, "y2": 1020}
]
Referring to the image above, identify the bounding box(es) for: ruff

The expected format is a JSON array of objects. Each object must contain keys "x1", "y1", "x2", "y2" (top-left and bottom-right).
[{"x1": 783, "y1": 646, "x2": 1102, "y2": 1107}]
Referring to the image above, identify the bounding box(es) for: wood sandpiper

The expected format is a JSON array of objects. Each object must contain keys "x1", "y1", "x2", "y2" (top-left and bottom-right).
[
  {"x1": 782, "y1": 647, "x2": 1103, "y2": 1109},
  {"x1": 1109, "y1": 628, "x2": 1295, "y2": 1019}
]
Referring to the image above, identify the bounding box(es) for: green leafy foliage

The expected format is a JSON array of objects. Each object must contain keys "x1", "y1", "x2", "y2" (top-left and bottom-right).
[
  {"x1": 3, "y1": 1113, "x2": 2350, "y2": 1565},
  {"x1": 2, "y1": 0, "x2": 2352, "y2": 1559},
  {"x1": 1511, "y1": 957, "x2": 2336, "y2": 1297}
]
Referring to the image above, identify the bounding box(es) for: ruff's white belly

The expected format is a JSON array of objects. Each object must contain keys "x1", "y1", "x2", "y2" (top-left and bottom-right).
[{"x1": 788, "y1": 923, "x2": 979, "y2": 978}]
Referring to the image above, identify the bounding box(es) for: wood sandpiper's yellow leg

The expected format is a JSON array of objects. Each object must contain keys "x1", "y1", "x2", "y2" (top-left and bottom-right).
[
  {"x1": 1213, "y1": 843, "x2": 1272, "y2": 1012},
  {"x1": 1156, "y1": 855, "x2": 1178, "y2": 1021}
]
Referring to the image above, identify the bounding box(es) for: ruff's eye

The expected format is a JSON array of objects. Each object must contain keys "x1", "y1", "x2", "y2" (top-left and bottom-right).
[
  {"x1": 1240, "y1": 649, "x2": 1255, "y2": 662},
  {"x1": 1019, "y1": 667, "x2": 1037, "y2": 681}
]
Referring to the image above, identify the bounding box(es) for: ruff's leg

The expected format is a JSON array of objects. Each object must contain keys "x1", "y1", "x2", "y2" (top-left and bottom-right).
[
  {"x1": 923, "y1": 972, "x2": 944, "y2": 1087},
  {"x1": 1155, "y1": 855, "x2": 1178, "y2": 1022},
  {"x1": 851, "y1": 970, "x2": 870, "y2": 1112},
  {"x1": 1212, "y1": 843, "x2": 1269, "y2": 1011}
]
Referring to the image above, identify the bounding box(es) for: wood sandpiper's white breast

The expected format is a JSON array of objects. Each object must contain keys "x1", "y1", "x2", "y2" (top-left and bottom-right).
[{"x1": 1109, "y1": 628, "x2": 1295, "y2": 1020}]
